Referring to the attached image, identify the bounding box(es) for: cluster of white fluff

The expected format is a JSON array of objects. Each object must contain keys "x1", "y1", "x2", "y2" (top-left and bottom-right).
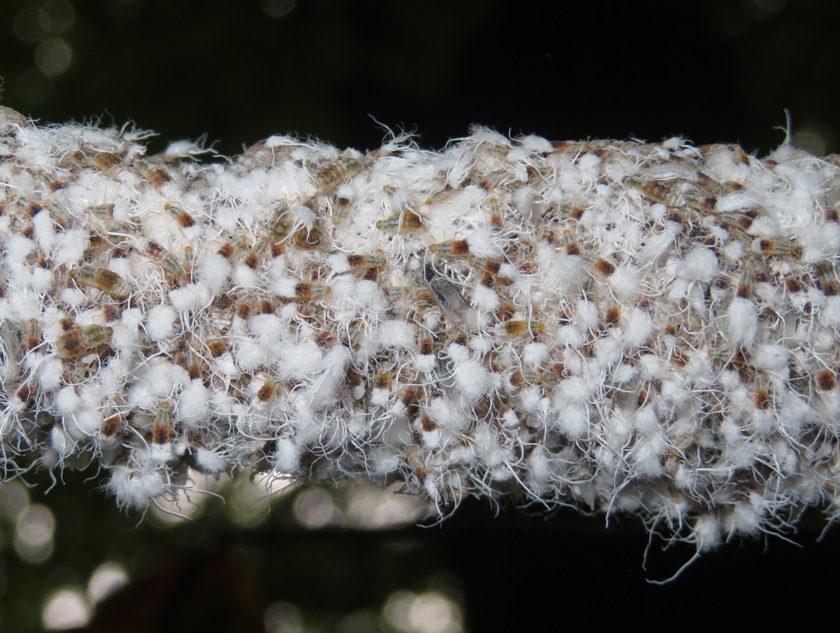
[{"x1": 2, "y1": 105, "x2": 840, "y2": 549}]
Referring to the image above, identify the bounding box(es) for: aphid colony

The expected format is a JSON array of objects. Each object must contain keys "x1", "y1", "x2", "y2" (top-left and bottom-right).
[{"x1": 3, "y1": 105, "x2": 840, "y2": 550}]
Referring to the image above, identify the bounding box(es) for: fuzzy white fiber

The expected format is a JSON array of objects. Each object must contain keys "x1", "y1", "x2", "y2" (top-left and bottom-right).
[{"x1": 2, "y1": 106, "x2": 840, "y2": 549}]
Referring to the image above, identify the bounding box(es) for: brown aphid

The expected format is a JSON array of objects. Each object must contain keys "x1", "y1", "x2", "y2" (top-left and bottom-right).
[
  {"x1": 376, "y1": 210, "x2": 424, "y2": 232},
  {"x1": 73, "y1": 265, "x2": 130, "y2": 299},
  {"x1": 754, "y1": 388, "x2": 772, "y2": 410},
  {"x1": 56, "y1": 325, "x2": 112, "y2": 359},
  {"x1": 214, "y1": 294, "x2": 234, "y2": 311},
  {"x1": 816, "y1": 369, "x2": 837, "y2": 391},
  {"x1": 103, "y1": 304, "x2": 122, "y2": 322},
  {"x1": 235, "y1": 301, "x2": 253, "y2": 319},
  {"x1": 146, "y1": 165, "x2": 172, "y2": 189},
  {"x1": 570, "y1": 206, "x2": 586, "y2": 221},
  {"x1": 258, "y1": 299, "x2": 274, "y2": 314},
  {"x1": 429, "y1": 239, "x2": 470, "y2": 257},
  {"x1": 218, "y1": 242, "x2": 235, "y2": 259},
  {"x1": 496, "y1": 302, "x2": 517, "y2": 322},
  {"x1": 271, "y1": 240, "x2": 286, "y2": 258},
  {"x1": 816, "y1": 261, "x2": 834, "y2": 279},
  {"x1": 594, "y1": 258, "x2": 616, "y2": 276},
  {"x1": 565, "y1": 242, "x2": 582, "y2": 256},
  {"x1": 604, "y1": 306, "x2": 621, "y2": 327},
  {"x1": 345, "y1": 367, "x2": 365, "y2": 391},
  {"x1": 751, "y1": 268, "x2": 771, "y2": 284},
  {"x1": 819, "y1": 280, "x2": 839, "y2": 297},
  {"x1": 477, "y1": 170, "x2": 509, "y2": 191},
  {"x1": 165, "y1": 203, "x2": 196, "y2": 228},
  {"x1": 826, "y1": 207, "x2": 839, "y2": 223},
  {"x1": 206, "y1": 338, "x2": 228, "y2": 358},
  {"x1": 314, "y1": 162, "x2": 345, "y2": 188},
  {"x1": 670, "y1": 347, "x2": 689, "y2": 368},
  {"x1": 189, "y1": 360, "x2": 205, "y2": 379},
  {"x1": 294, "y1": 282, "x2": 329, "y2": 303},
  {"x1": 503, "y1": 320, "x2": 545, "y2": 336},
  {"x1": 785, "y1": 276, "x2": 803, "y2": 293},
  {"x1": 143, "y1": 240, "x2": 182, "y2": 276},
  {"x1": 314, "y1": 331, "x2": 335, "y2": 348},
  {"x1": 100, "y1": 414, "x2": 121, "y2": 438},
  {"x1": 362, "y1": 267, "x2": 379, "y2": 282},
  {"x1": 475, "y1": 258, "x2": 502, "y2": 276},
  {"x1": 754, "y1": 238, "x2": 802, "y2": 259},
  {"x1": 347, "y1": 251, "x2": 387, "y2": 269},
  {"x1": 420, "y1": 413, "x2": 438, "y2": 432},
  {"x1": 16, "y1": 383, "x2": 33, "y2": 404},
  {"x1": 153, "y1": 402, "x2": 172, "y2": 445},
  {"x1": 418, "y1": 336, "x2": 434, "y2": 356},
  {"x1": 313, "y1": 158, "x2": 362, "y2": 194},
  {"x1": 292, "y1": 225, "x2": 322, "y2": 250},
  {"x1": 816, "y1": 261, "x2": 840, "y2": 296},
  {"x1": 489, "y1": 211, "x2": 504, "y2": 230},
  {"x1": 94, "y1": 152, "x2": 122, "y2": 174},
  {"x1": 374, "y1": 370, "x2": 393, "y2": 390},
  {"x1": 89, "y1": 203, "x2": 116, "y2": 224},
  {"x1": 243, "y1": 252, "x2": 260, "y2": 269},
  {"x1": 256, "y1": 380, "x2": 277, "y2": 402},
  {"x1": 400, "y1": 387, "x2": 421, "y2": 421},
  {"x1": 23, "y1": 318, "x2": 43, "y2": 352},
  {"x1": 551, "y1": 363, "x2": 566, "y2": 381},
  {"x1": 509, "y1": 370, "x2": 527, "y2": 388}
]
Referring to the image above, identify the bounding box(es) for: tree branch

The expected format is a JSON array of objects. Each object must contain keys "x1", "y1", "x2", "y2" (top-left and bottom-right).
[{"x1": 2, "y1": 106, "x2": 839, "y2": 550}]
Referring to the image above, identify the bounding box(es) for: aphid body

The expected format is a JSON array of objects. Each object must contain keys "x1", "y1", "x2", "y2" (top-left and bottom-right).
[{"x1": 56, "y1": 325, "x2": 113, "y2": 359}]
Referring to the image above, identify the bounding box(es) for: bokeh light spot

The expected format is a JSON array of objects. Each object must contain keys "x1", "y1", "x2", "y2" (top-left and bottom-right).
[
  {"x1": 14, "y1": 503, "x2": 55, "y2": 564},
  {"x1": 264, "y1": 601, "x2": 304, "y2": 633},
  {"x1": 14, "y1": 7, "x2": 46, "y2": 43},
  {"x1": 35, "y1": 37, "x2": 74, "y2": 77},
  {"x1": 42, "y1": 588, "x2": 90, "y2": 630},
  {"x1": 0, "y1": 480, "x2": 31, "y2": 521},
  {"x1": 260, "y1": 0, "x2": 297, "y2": 18},
  {"x1": 293, "y1": 487, "x2": 342, "y2": 528},
  {"x1": 383, "y1": 590, "x2": 463, "y2": 633},
  {"x1": 87, "y1": 561, "x2": 129, "y2": 604},
  {"x1": 39, "y1": 0, "x2": 76, "y2": 34}
]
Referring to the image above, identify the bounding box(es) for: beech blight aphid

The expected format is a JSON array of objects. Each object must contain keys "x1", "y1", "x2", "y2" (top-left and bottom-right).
[
  {"x1": 256, "y1": 379, "x2": 277, "y2": 403},
  {"x1": 429, "y1": 239, "x2": 470, "y2": 257},
  {"x1": 56, "y1": 325, "x2": 113, "y2": 359},
  {"x1": 153, "y1": 401, "x2": 173, "y2": 445},
  {"x1": 424, "y1": 264, "x2": 472, "y2": 325},
  {"x1": 165, "y1": 203, "x2": 196, "y2": 229},
  {"x1": 503, "y1": 320, "x2": 545, "y2": 336},
  {"x1": 143, "y1": 240, "x2": 183, "y2": 276},
  {"x1": 376, "y1": 210, "x2": 424, "y2": 232},
  {"x1": 73, "y1": 266, "x2": 130, "y2": 300},
  {"x1": 312, "y1": 156, "x2": 363, "y2": 196}
]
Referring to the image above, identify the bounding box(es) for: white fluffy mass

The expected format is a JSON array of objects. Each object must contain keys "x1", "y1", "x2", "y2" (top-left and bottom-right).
[{"x1": 2, "y1": 106, "x2": 840, "y2": 550}]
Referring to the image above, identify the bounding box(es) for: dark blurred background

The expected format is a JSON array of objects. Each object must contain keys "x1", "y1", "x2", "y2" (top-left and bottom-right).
[
  {"x1": 2, "y1": 0, "x2": 840, "y2": 631},
  {"x1": 2, "y1": 0, "x2": 840, "y2": 155}
]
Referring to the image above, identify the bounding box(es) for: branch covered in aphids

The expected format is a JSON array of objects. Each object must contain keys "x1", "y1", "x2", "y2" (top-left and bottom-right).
[{"x1": 2, "y1": 105, "x2": 840, "y2": 551}]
